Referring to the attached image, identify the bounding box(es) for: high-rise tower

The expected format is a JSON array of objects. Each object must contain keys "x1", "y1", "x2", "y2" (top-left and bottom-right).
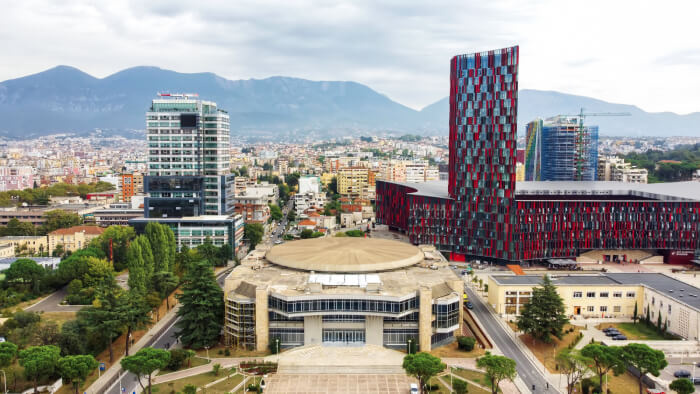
[
  {"x1": 448, "y1": 46, "x2": 519, "y2": 260},
  {"x1": 145, "y1": 94, "x2": 233, "y2": 217}
]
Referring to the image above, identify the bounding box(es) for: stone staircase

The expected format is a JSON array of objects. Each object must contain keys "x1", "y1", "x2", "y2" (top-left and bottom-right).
[{"x1": 274, "y1": 344, "x2": 405, "y2": 374}]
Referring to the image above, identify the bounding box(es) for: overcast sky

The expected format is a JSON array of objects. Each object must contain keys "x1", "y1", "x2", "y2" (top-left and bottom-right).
[{"x1": 1, "y1": 0, "x2": 699, "y2": 113}]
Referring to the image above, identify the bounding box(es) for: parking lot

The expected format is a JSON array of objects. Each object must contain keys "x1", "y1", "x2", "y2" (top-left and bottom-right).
[{"x1": 264, "y1": 374, "x2": 417, "y2": 394}]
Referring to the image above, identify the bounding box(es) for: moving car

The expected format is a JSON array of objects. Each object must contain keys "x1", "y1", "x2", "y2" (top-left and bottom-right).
[
  {"x1": 466, "y1": 302, "x2": 474, "y2": 309},
  {"x1": 674, "y1": 370, "x2": 692, "y2": 379},
  {"x1": 410, "y1": 383, "x2": 419, "y2": 394}
]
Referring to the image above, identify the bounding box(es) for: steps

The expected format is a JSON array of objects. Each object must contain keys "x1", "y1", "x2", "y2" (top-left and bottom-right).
[
  {"x1": 277, "y1": 364, "x2": 405, "y2": 374},
  {"x1": 274, "y1": 344, "x2": 405, "y2": 375}
]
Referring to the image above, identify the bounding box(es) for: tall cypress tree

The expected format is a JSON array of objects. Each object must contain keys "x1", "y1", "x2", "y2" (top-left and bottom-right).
[
  {"x1": 516, "y1": 275, "x2": 569, "y2": 343},
  {"x1": 175, "y1": 260, "x2": 224, "y2": 348},
  {"x1": 127, "y1": 236, "x2": 155, "y2": 294},
  {"x1": 146, "y1": 223, "x2": 171, "y2": 273},
  {"x1": 165, "y1": 226, "x2": 176, "y2": 272}
]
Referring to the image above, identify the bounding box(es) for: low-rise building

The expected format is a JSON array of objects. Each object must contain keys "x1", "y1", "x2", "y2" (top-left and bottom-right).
[
  {"x1": 0, "y1": 236, "x2": 49, "y2": 256},
  {"x1": 598, "y1": 156, "x2": 648, "y2": 183},
  {"x1": 487, "y1": 273, "x2": 700, "y2": 340},
  {"x1": 93, "y1": 205, "x2": 144, "y2": 227},
  {"x1": 48, "y1": 225, "x2": 105, "y2": 254}
]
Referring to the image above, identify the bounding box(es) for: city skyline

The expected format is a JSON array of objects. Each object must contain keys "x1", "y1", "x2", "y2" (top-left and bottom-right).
[{"x1": 1, "y1": 1, "x2": 699, "y2": 115}]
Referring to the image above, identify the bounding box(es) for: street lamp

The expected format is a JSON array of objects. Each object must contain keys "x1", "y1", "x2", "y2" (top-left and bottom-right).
[{"x1": 204, "y1": 346, "x2": 210, "y2": 359}]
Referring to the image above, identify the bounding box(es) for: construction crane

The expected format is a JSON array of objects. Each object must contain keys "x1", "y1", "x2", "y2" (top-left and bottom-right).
[{"x1": 558, "y1": 108, "x2": 631, "y2": 180}]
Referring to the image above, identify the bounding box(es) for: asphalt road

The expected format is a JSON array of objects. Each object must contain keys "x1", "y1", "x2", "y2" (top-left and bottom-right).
[
  {"x1": 104, "y1": 268, "x2": 232, "y2": 394},
  {"x1": 465, "y1": 286, "x2": 554, "y2": 393},
  {"x1": 24, "y1": 286, "x2": 85, "y2": 312}
]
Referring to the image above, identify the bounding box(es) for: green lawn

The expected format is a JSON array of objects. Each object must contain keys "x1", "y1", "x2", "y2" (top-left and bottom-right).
[
  {"x1": 151, "y1": 371, "x2": 223, "y2": 393},
  {"x1": 451, "y1": 368, "x2": 493, "y2": 392},
  {"x1": 157, "y1": 356, "x2": 211, "y2": 375},
  {"x1": 206, "y1": 374, "x2": 245, "y2": 393},
  {"x1": 428, "y1": 377, "x2": 451, "y2": 393},
  {"x1": 600, "y1": 322, "x2": 679, "y2": 340}
]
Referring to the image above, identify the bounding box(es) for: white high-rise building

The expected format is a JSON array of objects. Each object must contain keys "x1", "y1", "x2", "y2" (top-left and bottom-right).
[{"x1": 146, "y1": 94, "x2": 233, "y2": 216}]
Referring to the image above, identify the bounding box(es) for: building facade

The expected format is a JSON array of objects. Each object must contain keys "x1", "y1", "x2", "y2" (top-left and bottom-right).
[
  {"x1": 145, "y1": 94, "x2": 233, "y2": 217},
  {"x1": 598, "y1": 156, "x2": 648, "y2": 184},
  {"x1": 224, "y1": 238, "x2": 462, "y2": 351},
  {"x1": 337, "y1": 167, "x2": 370, "y2": 199},
  {"x1": 48, "y1": 225, "x2": 105, "y2": 254},
  {"x1": 376, "y1": 46, "x2": 700, "y2": 263},
  {"x1": 0, "y1": 166, "x2": 34, "y2": 192},
  {"x1": 130, "y1": 215, "x2": 237, "y2": 257}
]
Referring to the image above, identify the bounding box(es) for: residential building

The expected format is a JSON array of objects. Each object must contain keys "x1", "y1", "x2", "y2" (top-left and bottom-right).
[
  {"x1": 337, "y1": 167, "x2": 370, "y2": 199},
  {"x1": 293, "y1": 192, "x2": 326, "y2": 216},
  {"x1": 48, "y1": 225, "x2": 105, "y2": 254},
  {"x1": 376, "y1": 46, "x2": 700, "y2": 263},
  {"x1": 145, "y1": 94, "x2": 233, "y2": 217},
  {"x1": 525, "y1": 117, "x2": 599, "y2": 181},
  {"x1": 487, "y1": 273, "x2": 700, "y2": 340},
  {"x1": 224, "y1": 239, "x2": 461, "y2": 351},
  {"x1": 120, "y1": 173, "x2": 144, "y2": 202},
  {"x1": 298, "y1": 176, "x2": 321, "y2": 195},
  {"x1": 0, "y1": 166, "x2": 33, "y2": 192},
  {"x1": 233, "y1": 214, "x2": 245, "y2": 256},
  {"x1": 0, "y1": 236, "x2": 49, "y2": 256},
  {"x1": 598, "y1": 156, "x2": 648, "y2": 183}
]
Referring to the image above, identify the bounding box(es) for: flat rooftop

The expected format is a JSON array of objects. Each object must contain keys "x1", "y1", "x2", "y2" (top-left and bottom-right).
[
  {"x1": 265, "y1": 238, "x2": 424, "y2": 273},
  {"x1": 491, "y1": 273, "x2": 700, "y2": 311},
  {"x1": 381, "y1": 180, "x2": 700, "y2": 202}
]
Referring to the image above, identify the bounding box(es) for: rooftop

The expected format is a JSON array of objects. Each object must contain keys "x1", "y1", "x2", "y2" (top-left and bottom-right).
[
  {"x1": 380, "y1": 180, "x2": 700, "y2": 202},
  {"x1": 49, "y1": 225, "x2": 105, "y2": 236},
  {"x1": 265, "y1": 238, "x2": 424, "y2": 273}
]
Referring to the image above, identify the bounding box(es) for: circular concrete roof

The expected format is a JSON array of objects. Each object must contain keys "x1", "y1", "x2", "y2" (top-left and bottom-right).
[{"x1": 265, "y1": 237, "x2": 424, "y2": 273}]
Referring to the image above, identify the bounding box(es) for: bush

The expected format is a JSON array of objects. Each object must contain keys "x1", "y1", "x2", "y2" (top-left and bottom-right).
[
  {"x1": 457, "y1": 336, "x2": 476, "y2": 351},
  {"x1": 247, "y1": 384, "x2": 260, "y2": 392},
  {"x1": 582, "y1": 377, "x2": 600, "y2": 394},
  {"x1": 224, "y1": 349, "x2": 230, "y2": 356},
  {"x1": 453, "y1": 378, "x2": 468, "y2": 394},
  {"x1": 344, "y1": 230, "x2": 365, "y2": 237}
]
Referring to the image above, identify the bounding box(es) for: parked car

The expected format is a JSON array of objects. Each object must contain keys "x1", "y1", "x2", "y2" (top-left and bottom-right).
[
  {"x1": 605, "y1": 330, "x2": 621, "y2": 337},
  {"x1": 692, "y1": 377, "x2": 700, "y2": 385},
  {"x1": 466, "y1": 302, "x2": 474, "y2": 310},
  {"x1": 410, "y1": 383, "x2": 419, "y2": 394},
  {"x1": 612, "y1": 335, "x2": 627, "y2": 340},
  {"x1": 674, "y1": 370, "x2": 692, "y2": 378},
  {"x1": 602, "y1": 327, "x2": 617, "y2": 332}
]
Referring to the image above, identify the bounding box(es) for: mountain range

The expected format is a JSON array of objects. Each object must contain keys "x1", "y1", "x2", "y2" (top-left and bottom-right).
[{"x1": 0, "y1": 65, "x2": 698, "y2": 139}]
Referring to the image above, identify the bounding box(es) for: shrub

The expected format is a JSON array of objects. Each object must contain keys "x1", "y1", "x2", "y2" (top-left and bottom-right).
[
  {"x1": 247, "y1": 384, "x2": 260, "y2": 392},
  {"x1": 453, "y1": 378, "x2": 468, "y2": 394},
  {"x1": 457, "y1": 336, "x2": 476, "y2": 351},
  {"x1": 166, "y1": 349, "x2": 189, "y2": 370},
  {"x1": 224, "y1": 349, "x2": 230, "y2": 356}
]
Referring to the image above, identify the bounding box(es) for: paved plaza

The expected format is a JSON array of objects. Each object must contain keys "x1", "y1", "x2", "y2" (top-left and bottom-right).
[{"x1": 264, "y1": 374, "x2": 417, "y2": 394}]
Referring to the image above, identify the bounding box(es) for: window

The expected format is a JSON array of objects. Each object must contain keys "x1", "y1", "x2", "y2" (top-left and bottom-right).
[
  {"x1": 600, "y1": 292, "x2": 609, "y2": 298},
  {"x1": 587, "y1": 292, "x2": 596, "y2": 298},
  {"x1": 587, "y1": 306, "x2": 595, "y2": 312},
  {"x1": 600, "y1": 306, "x2": 608, "y2": 312},
  {"x1": 613, "y1": 292, "x2": 622, "y2": 298},
  {"x1": 651, "y1": 297, "x2": 655, "y2": 305},
  {"x1": 668, "y1": 304, "x2": 672, "y2": 313},
  {"x1": 627, "y1": 291, "x2": 636, "y2": 298},
  {"x1": 613, "y1": 306, "x2": 621, "y2": 313},
  {"x1": 573, "y1": 291, "x2": 582, "y2": 298}
]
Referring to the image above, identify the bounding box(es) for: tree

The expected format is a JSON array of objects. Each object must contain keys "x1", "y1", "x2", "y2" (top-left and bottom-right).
[
  {"x1": 212, "y1": 363, "x2": 222, "y2": 376},
  {"x1": 183, "y1": 384, "x2": 197, "y2": 394},
  {"x1": 556, "y1": 348, "x2": 591, "y2": 394},
  {"x1": 244, "y1": 223, "x2": 264, "y2": 250},
  {"x1": 516, "y1": 275, "x2": 569, "y2": 343},
  {"x1": 402, "y1": 352, "x2": 446, "y2": 394},
  {"x1": 633, "y1": 303, "x2": 638, "y2": 324},
  {"x1": 78, "y1": 283, "x2": 123, "y2": 361},
  {"x1": 116, "y1": 291, "x2": 152, "y2": 356},
  {"x1": 145, "y1": 222, "x2": 175, "y2": 273},
  {"x1": 670, "y1": 378, "x2": 695, "y2": 394},
  {"x1": 287, "y1": 210, "x2": 296, "y2": 221},
  {"x1": 126, "y1": 235, "x2": 155, "y2": 295},
  {"x1": 580, "y1": 344, "x2": 625, "y2": 393},
  {"x1": 152, "y1": 271, "x2": 179, "y2": 310},
  {"x1": 90, "y1": 225, "x2": 136, "y2": 271},
  {"x1": 645, "y1": 306, "x2": 651, "y2": 325},
  {"x1": 453, "y1": 379, "x2": 468, "y2": 394},
  {"x1": 35, "y1": 321, "x2": 61, "y2": 346},
  {"x1": 300, "y1": 229, "x2": 314, "y2": 239},
  {"x1": 476, "y1": 352, "x2": 517, "y2": 394},
  {"x1": 457, "y1": 336, "x2": 476, "y2": 351},
  {"x1": 58, "y1": 320, "x2": 86, "y2": 356},
  {"x1": 657, "y1": 312, "x2": 662, "y2": 331},
  {"x1": 196, "y1": 238, "x2": 219, "y2": 266},
  {"x1": 175, "y1": 260, "x2": 224, "y2": 348},
  {"x1": 269, "y1": 204, "x2": 283, "y2": 221},
  {"x1": 328, "y1": 176, "x2": 338, "y2": 195},
  {"x1": 18, "y1": 345, "x2": 61, "y2": 394},
  {"x1": 0, "y1": 342, "x2": 18, "y2": 367},
  {"x1": 120, "y1": 347, "x2": 170, "y2": 394},
  {"x1": 58, "y1": 354, "x2": 98, "y2": 394},
  {"x1": 5, "y1": 258, "x2": 45, "y2": 292},
  {"x1": 620, "y1": 343, "x2": 668, "y2": 394},
  {"x1": 41, "y1": 210, "x2": 83, "y2": 234}
]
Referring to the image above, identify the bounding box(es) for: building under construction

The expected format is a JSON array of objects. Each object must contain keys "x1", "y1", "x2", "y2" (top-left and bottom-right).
[{"x1": 524, "y1": 116, "x2": 599, "y2": 181}]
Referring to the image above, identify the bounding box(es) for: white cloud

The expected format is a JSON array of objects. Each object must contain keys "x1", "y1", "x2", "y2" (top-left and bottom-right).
[{"x1": 0, "y1": 0, "x2": 698, "y2": 113}]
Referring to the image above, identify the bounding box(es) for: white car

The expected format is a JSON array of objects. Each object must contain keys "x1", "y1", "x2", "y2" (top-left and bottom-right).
[{"x1": 410, "y1": 383, "x2": 419, "y2": 394}]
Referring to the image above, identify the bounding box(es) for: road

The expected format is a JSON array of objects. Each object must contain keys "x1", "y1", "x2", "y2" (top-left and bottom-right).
[
  {"x1": 465, "y1": 286, "x2": 553, "y2": 393},
  {"x1": 104, "y1": 267, "x2": 233, "y2": 394},
  {"x1": 25, "y1": 286, "x2": 85, "y2": 312}
]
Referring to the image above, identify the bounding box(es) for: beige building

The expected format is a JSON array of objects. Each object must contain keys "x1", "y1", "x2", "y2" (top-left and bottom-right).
[
  {"x1": 224, "y1": 238, "x2": 462, "y2": 352},
  {"x1": 337, "y1": 167, "x2": 370, "y2": 199},
  {"x1": 0, "y1": 236, "x2": 49, "y2": 256},
  {"x1": 48, "y1": 225, "x2": 105, "y2": 254},
  {"x1": 598, "y1": 156, "x2": 648, "y2": 184},
  {"x1": 487, "y1": 273, "x2": 700, "y2": 340}
]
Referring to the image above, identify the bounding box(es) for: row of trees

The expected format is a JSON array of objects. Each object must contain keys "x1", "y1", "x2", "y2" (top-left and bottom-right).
[
  {"x1": 0, "y1": 210, "x2": 83, "y2": 238},
  {"x1": 624, "y1": 143, "x2": 700, "y2": 182},
  {"x1": 0, "y1": 181, "x2": 115, "y2": 207}
]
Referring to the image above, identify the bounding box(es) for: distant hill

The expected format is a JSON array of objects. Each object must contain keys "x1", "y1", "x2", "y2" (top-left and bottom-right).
[{"x1": 0, "y1": 66, "x2": 697, "y2": 138}]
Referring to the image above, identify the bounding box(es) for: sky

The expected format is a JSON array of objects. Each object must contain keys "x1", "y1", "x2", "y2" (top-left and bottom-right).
[{"x1": 1, "y1": 0, "x2": 699, "y2": 114}]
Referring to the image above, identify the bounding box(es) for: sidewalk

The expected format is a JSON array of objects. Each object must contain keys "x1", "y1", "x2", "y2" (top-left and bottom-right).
[{"x1": 87, "y1": 304, "x2": 181, "y2": 394}]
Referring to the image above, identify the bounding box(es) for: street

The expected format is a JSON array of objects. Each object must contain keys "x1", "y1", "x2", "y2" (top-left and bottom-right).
[
  {"x1": 103, "y1": 268, "x2": 232, "y2": 394},
  {"x1": 464, "y1": 286, "x2": 554, "y2": 393},
  {"x1": 24, "y1": 286, "x2": 85, "y2": 312}
]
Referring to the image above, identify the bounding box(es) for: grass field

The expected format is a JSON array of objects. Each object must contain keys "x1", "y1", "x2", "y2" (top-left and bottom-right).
[
  {"x1": 151, "y1": 371, "x2": 232, "y2": 393},
  {"x1": 429, "y1": 340, "x2": 485, "y2": 358},
  {"x1": 205, "y1": 374, "x2": 245, "y2": 393},
  {"x1": 597, "y1": 322, "x2": 679, "y2": 340},
  {"x1": 157, "y1": 356, "x2": 211, "y2": 375}
]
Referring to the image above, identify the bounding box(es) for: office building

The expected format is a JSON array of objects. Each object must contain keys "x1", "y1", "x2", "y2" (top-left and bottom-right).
[
  {"x1": 525, "y1": 117, "x2": 599, "y2": 181},
  {"x1": 224, "y1": 238, "x2": 462, "y2": 351},
  {"x1": 145, "y1": 94, "x2": 233, "y2": 217},
  {"x1": 487, "y1": 273, "x2": 700, "y2": 340},
  {"x1": 376, "y1": 46, "x2": 700, "y2": 263}
]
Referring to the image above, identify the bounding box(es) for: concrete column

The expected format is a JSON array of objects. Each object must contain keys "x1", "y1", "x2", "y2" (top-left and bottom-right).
[
  {"x1": 365, "y1": 315, "x2": 383, "y2": 346},
  {"x1": 448, "y1": 279, "x2": 464, "y2": 335},
  {"x1": 255, "y1": 287, "x2": 269, "y2": 352},
  {"x1": 419, "y1": 287, "x2": 433, "y2": 351},
  {"x1": 304, "y1": 316, "x2": 322, "y2": 345}
]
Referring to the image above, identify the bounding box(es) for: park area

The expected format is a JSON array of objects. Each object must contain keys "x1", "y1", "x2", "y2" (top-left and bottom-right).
[
  {"x1": 152, "y1": 370, "x2": 245, "y2": 393},
  {"x1": 517, "y1": 323, "x2": 583, "y2": 372},
  {"x1": 597, "y1": 322, "x2": 680, "y2": 340}
]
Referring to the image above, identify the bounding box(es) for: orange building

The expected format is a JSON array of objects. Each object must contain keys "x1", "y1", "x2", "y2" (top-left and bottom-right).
[{"x1": 120, "y1": 173, "x2": 143, "y2": 202}]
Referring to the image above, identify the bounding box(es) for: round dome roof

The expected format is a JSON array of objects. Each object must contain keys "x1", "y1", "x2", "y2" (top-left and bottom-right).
[{"x1": 265, "y1": 237, "x2": 424, "y2": 273}]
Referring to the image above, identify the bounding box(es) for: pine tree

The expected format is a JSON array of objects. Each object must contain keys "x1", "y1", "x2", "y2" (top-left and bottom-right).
[
  {"x1": 645, "y1": 307, "x2": 650, "y2": 325},
  {"x1": 117, "y1": 291, "x2": 152, "y2": 356},
  {"x1": 175, "y1": 260, "x2": 224, "y2": 348},
  {"x1": 633, "y1": 303, "x2": 638, "y2": 323},
  {"x1": 516, "y1": 275, "x2": 569, "y2": 343}
]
